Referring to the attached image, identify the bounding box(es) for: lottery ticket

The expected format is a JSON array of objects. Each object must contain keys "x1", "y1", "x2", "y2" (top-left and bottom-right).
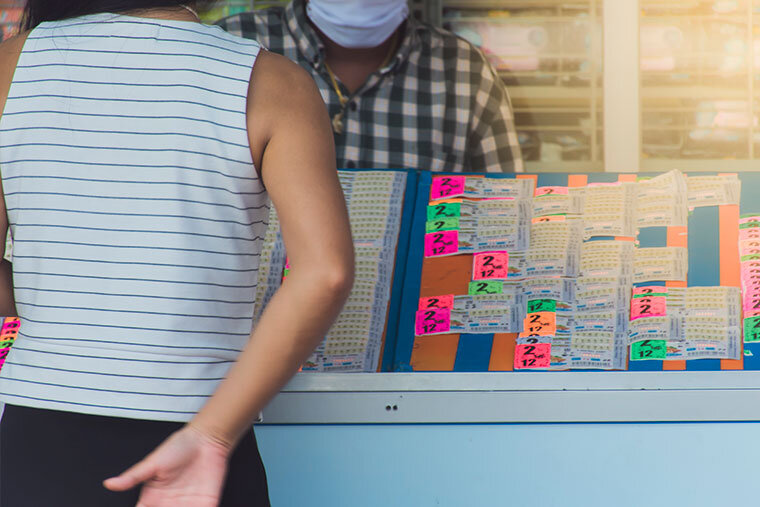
[
  {"x1": 582, "y1": 182, "x2": 637, "y2": 239},
  {"x1": 686, "y1": 174, "x2": 741, "y2": 208},
  {"x1": 521, "y1": 277, "x2": 575, "y2": 302},
  {"x1": 635, "y1": 170, "x2": 688, "y2": 228},
  {"x1": 533, "y1": 186, "x2": 584, "y2": 217},
  {"x1": 580, "y1": 240, "x2": 634, "y2": 277},
  {"x1": 526, "y1": 220, "x2": 582, "y2": 278},
  {"x1": 633, "y1": 247, "x2": 688, "y2": 283},
  {"x1": 266, "y1": 171, "x2": 407, "y2": 371},
  {"x1": 462, "y1": 177, "x2": 534, "y2": 200},
  {"x1": 628, "y1": 315, "x2": 681, "y2": 343}
]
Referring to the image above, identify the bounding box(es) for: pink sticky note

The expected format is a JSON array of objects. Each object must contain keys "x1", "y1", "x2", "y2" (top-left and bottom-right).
[
  {"x1": 633, "y1": 286, "x2": 666, "y2": 297},
  {"x1": 630, "y1": 296, "x2": 667, "y2": 320},
  {"x1": 514, "y1": 343, "x2": 551, "y2": 369},
  {"x1": 472, "y1": 251, "x2": 509, "y2": 280},
  {"x1": 418, "y1": 294, "x2": 455, "y2": 310},
  {"x1": 740, "y1": 216, "x2": 760, "y2": 224},
  {"x1": 2, "y1": 317, "x2": 19, "y2": 329},
  {"x1": 424, "y1": 230, "x2": 459, "y2": 257},
  {"x1": 430, "y1": 176, "x2": 466, "y2": 200},
  {"x1": 415, "y1": 308, "x2": 451, "y2": 336},
  {"x1": 0, "y1": 348, "x2": 8, "y2": 370},
  {"x1": 744, "y1": 299, "x2": 760, "y2": 313},
  {"x1": 285, "y1": 258, "x2": 291, "y2": 269},
  {"x1": 740, "y1": 229, "x2": 760, "y2": 240},
  {"x1": 534, "y1": 186, "x2": 569, "y2": 197}
]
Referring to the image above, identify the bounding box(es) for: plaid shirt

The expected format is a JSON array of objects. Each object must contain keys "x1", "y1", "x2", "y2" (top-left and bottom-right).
[{"x1": 217, "y1": 0, "x2": 523, "y2": 173}]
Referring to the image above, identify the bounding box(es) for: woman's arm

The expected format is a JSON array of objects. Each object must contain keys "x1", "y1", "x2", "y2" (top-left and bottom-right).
[
  {"x1": 190, "y1": 50, "x2": 354, "y2": 449},
  {"x1": 104, "y1": 51, "x2": 354, "y2": 504}
]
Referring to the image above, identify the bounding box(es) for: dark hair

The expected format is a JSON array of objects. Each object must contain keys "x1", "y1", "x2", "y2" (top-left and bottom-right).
[{"x1": 22, "y1": 1, "x2": 213, "y2": 30}]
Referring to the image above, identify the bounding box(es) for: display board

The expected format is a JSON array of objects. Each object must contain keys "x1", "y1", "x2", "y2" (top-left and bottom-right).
[
  {"x1": 252, "y1": 169, "x2": 416, "y2": 373},
  {"x1": 392, "y1": 170, "x2": 760, "y2": 374}
]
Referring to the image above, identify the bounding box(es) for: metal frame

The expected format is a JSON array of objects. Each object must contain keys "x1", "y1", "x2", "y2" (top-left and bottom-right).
[{"x1": 261, "y1": 371, "x2": 760, "y2": 424}]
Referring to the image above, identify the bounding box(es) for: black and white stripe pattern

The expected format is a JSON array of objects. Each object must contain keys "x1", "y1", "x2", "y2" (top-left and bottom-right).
[{"x1": 0, "y1": 13, "x2": 267, "y2": 422}]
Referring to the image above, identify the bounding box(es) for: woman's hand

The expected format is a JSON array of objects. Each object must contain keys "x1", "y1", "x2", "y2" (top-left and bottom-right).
[{"x1": 103, "y1": 425, "x2": 232, "y2": 507}]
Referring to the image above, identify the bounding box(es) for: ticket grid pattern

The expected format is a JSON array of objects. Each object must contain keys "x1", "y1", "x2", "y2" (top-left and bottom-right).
[{"x1": 398, "y1": 171, "x2": 757, "y2": 373}]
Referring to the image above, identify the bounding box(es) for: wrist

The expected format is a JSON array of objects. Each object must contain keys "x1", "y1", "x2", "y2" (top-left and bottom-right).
[{"x1": 185, "y1": 420, "x2": 237, "y2": 455}]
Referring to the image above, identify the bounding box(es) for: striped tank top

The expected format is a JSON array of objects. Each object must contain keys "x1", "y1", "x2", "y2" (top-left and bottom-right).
[{"x1": 0, "y1": 13, "x2": 267, "y2": 422}]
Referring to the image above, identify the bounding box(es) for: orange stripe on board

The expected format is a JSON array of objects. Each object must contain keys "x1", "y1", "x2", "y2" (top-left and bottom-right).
[
  {"x1": 489, "y1": 333, "x2": 516, "y2": 371},
  {"x1": 719, "y1": 204, "x2": 743, "y2": 370},
  {"x1": 618, "y1": 174, "x2": 638, "y2": 183},
  {"x1": 664, "y1": 226, "x2": 689, "y2": 370},
  {"x1": 568, "y1": 174, "x2": 588, "y2": 188},
  {"x1": 410, "y1": 334, "x2": 459, "y2": 371}
]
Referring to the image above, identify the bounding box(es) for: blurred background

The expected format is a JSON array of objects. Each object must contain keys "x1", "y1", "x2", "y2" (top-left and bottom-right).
[{"x1": 3, "y1": 0, "x2": 760, "y2": 173}]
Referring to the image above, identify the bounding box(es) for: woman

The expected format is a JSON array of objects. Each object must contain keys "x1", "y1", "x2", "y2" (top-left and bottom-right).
[{"x1": 0, "y1": 1, "x2": 354, "y2": 506}]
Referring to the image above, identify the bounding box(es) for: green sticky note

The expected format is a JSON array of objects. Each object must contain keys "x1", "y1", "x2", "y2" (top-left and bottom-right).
[
  {"x1": 745, "y1": 349, "x2": 754, "y2": 357},
  {"x1": 742, "y1": 254, "x2": 760, "y2": 262},
  {"x1": 630, "y1": 340, "x2": 667, "y2": 360},
  {"x1": 468, "y1": 280, "x2": 503, "y2": 295},
  {"x1": 425, "y1": 217, "x2": 460, "y2": 233},
  {"x1": 744, "y1": 317, "x2": 760, "y2": 343},
  {"x1": 0, "y1": 340, "x2": 14, "y2": 349},
  {"x1": 283, "y1": 268, "x2": 290, "y2": 278},
  {"x1": 740, "y1": 222, "x2": 760, "y2": 230},
  {"x1": 427, "y1": 202, "x2": 461, "y2": 220},
  {"x1": 527, "y1": 299, "x2": 556, "y2": 313},
  {"x1": 633, "y1": 292, "x2": 668, "y2": 298}
]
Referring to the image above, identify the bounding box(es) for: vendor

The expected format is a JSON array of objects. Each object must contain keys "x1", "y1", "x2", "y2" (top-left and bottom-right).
[{"x1": 217, "y1": 0, "x2": 523, "y2": 173}]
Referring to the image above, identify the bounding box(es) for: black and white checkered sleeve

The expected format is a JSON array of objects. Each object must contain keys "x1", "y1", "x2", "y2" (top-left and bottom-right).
[{"x1": 465, "y1": 44, "x2": 524, "y2": 173}]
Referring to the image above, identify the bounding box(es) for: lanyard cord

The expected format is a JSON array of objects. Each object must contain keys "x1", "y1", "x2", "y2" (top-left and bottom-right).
[{"x1": 323, "y1": 30, "x2": 399, "y2": 134}]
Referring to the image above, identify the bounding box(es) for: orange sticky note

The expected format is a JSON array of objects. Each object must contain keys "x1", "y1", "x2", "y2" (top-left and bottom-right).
[{"x1": 519, "y1": 311, "x2": 557, "y2": 337}]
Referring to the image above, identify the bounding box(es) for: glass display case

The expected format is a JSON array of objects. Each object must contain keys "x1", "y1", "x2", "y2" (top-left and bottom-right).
[
  {"x1": 441, "y1": 0, "x2": 604, "y2": 172},
  {"x1": 640, "y1": 0, "x2": 760, "y2": 169}
]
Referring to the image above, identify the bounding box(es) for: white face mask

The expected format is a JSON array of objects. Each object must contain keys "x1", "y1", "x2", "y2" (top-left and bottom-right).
[{"x1": 307, "y1": 0, "x2": 409, "y2": 49}]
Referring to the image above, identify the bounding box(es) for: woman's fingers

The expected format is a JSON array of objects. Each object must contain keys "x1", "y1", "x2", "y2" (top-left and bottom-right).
[{"x1": 102, "y1": 457, "x2": 158, "y2": 492}]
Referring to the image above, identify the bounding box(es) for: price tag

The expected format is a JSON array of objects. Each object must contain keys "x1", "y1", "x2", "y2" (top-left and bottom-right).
[
  {"x1": 467, "y1": 280, "x2": 503, "y2": 295},
  {"x1": 514, "y1": 343, "x2": 551, "y2": 369},
  {"x1": 424, "y1": 230, "x2": 459, "y2": 257},
  {"x1": 418, "y1": 294, "x2": 455, "y2": 310},
  {"x1": 527, "y1": 299, "x2": 556, "y2": 313},
  {"x1": 534, "y1": 186, "x2": 569, "y2": 197},
  {"x1": 630, "y1": 296, "x2": 667, "y2": 320},
  {"x1": 427, "y1": 202, "x2": 461, "y2": 220},
  {"x1": 630, "y1": 340, "x2": 667, "y2": 360},
  {"x1": 472, "y1": 251, "x2": 509, "y2": 280},
  {"x1": 415, "y1": 308, "x2": 451, "y2": 336},
  {"x1": 2, "y1": 318, "x2": 20, "y2": 332},
  {"x1": 425, "y1": 217, "x2": 460, "y2": 233},
  {"x1": 740, "y1": 228, "x2": 760, "y2": 240},
  {"x1": 744, "y1": 316, "x2": 760, "y2": 343},
  {"x1": 430, "y1": 176, "x2": 466, "y2": 200},
  {"x1": 0, "y1": 348, "x2": 9, "y2": 371},
  {"x1": 743, "y1": 297, "x2": 760, "y2": 313},
  {"x1": 519, "y1": 311, "x2": 557, "y2": 337}
]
